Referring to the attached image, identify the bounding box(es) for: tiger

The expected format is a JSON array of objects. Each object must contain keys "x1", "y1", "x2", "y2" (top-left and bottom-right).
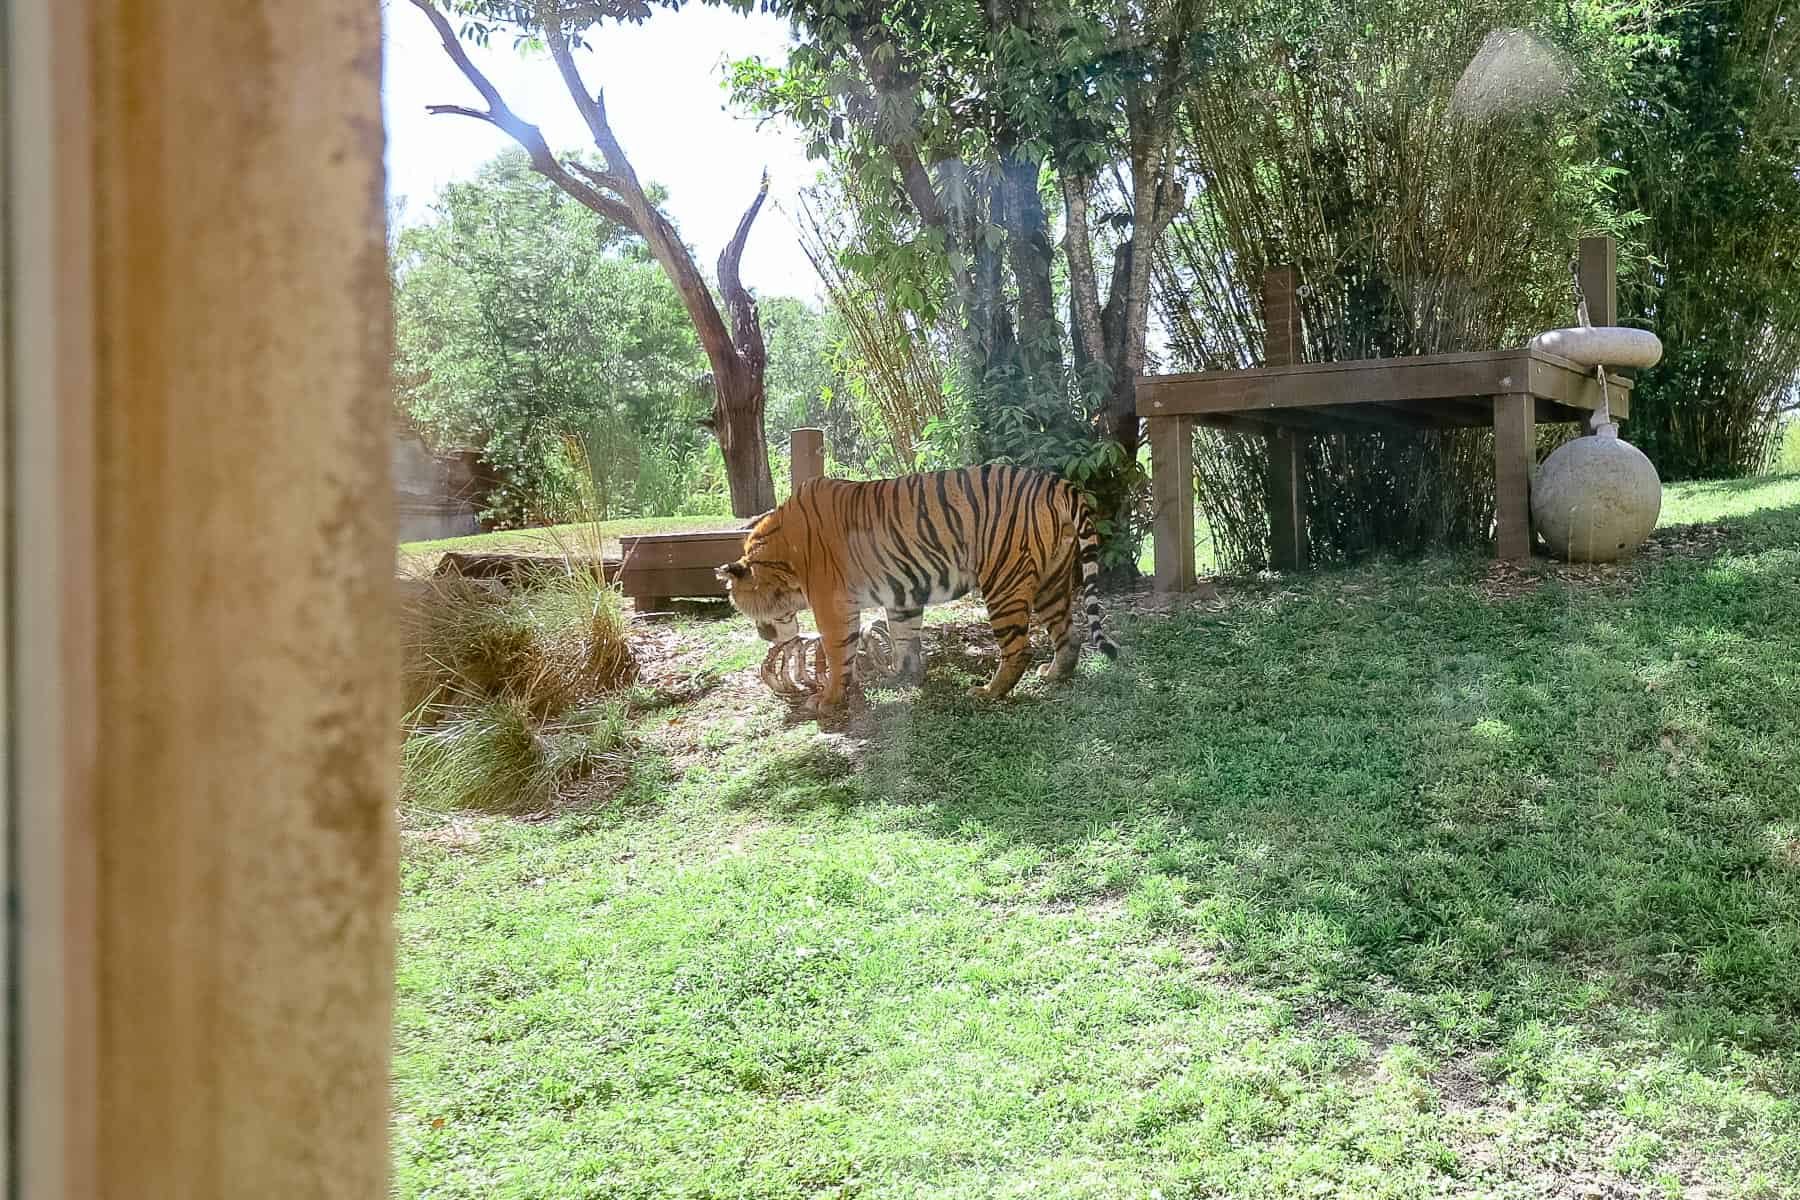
[{"x1": 715, "y1": 464, "x2": 1120, "y2": 711}]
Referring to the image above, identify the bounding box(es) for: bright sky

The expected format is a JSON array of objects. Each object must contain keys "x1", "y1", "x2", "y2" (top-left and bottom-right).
[{"x1": 379, "y1": 0, "x2": 825, "y2": 301}]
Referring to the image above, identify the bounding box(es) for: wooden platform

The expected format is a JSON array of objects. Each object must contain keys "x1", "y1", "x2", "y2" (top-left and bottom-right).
[
  {"x1": 433, "y1": 550, "x2": 620, "y2": 587},
  {"x1": 616, "y1": 429, "x2": 826, "y2": 614},
  {"x1": 616, "y1": 529, "x2": 746, "y2": 612},
  {"x1": 1139, "y1": 237, "x2": 1637, "y2": 589},
  {"x1": 1138, "y1": 347, "x2": 1631, "y2": 432}
]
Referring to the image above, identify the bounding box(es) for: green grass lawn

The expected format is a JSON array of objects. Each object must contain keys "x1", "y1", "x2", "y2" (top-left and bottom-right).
[{"x1": 393, "y1": 477, "x2": 1800, "y2": 1199}]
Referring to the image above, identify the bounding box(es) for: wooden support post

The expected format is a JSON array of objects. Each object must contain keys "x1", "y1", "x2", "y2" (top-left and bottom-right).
[
  {"x1": 1577, "y1": 235, "x2": 1626, "y2": 392},
  {"x1": 1267, "y1": 431, "x2": 1308, "y2": 571},
  {"x1": 1262, "y1": 265, "x2": 1301, "y2": 365},
  {"x1": 1262, "y1": 265, "x2": 1310, "y2": 571},
  {"x1": 1493, "y1": 393, "x2": 1536, "y2": 560},
  {"x1": 1149, "y1": 416, "x2": 1196, "y2": 593},
  {"x1": 791, "y1": 427, "x2": 825, "y2": 496},
  {"x1": 1578, "y1": 236, "x2": 1616, "y2": 327}
]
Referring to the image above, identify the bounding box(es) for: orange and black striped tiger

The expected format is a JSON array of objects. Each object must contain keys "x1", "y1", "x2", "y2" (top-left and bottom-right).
[{"x1": 715, "y1": 465, "x2": 1120, "y2": 710}]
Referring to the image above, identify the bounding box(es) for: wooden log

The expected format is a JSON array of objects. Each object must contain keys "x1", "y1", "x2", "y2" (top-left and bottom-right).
[
  {"x1": 791, "y1": 427, "x2": 825, "y2": 495},
  {"x1": 1149, "y1": 415, "x2": 1196, "y2": 593},
  {"x1": 433, "y1": 550, "x2": 619, "y2": 586},
  {"x1": 614, "y1": 531, "x2": 746, "y2": 570},
  {"x1": 1493, "y1": 393, "x2": 1536, "y2": 561}
]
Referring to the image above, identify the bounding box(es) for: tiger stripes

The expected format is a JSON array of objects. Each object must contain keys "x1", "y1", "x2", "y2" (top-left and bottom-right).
[{"x1": 716, "y1": 464, "x2": 1120, "y2": 711}]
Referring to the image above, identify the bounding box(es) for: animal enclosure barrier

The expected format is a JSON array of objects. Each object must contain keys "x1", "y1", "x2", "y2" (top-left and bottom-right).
[
  {"x1": 1139, "y1": 238, "x2": 1635, "y2": 590},
  {"x1": 618, "y1": 428, "x2": 825, "y2": 613}
]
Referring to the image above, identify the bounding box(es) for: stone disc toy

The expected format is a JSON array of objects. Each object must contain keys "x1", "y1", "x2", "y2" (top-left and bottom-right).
[{"x1": 1529, "y1": 326, "x2": 1663, "y2": 372}]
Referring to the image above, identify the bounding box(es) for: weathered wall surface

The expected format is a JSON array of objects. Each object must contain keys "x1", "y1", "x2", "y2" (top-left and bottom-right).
[{"x1": 87, "y1": 2, "x2": 396, "y2": 1195}]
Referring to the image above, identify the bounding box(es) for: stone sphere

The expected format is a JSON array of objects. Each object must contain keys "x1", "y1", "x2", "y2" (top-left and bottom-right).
[{"x1": 1531, "y1": 434, "x2": 1661, "y2": 562}]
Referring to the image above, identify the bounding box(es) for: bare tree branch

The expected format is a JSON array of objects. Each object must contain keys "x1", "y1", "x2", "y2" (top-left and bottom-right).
[
  {"x1": 540, "y1": 10, "x2": 651, "y2": 204},
  {"x1": 408, "y1": 0, "x2": 640, "y2": 232},
  {"x1": 568, "y1": 161, "x2": 628, "y2": 199},
  {"x1": 424, "y1": 103, "x2": 497, "y2": 123},
  {"x1": 719, "y1": 170, "x2": 772, "y2": 385}
]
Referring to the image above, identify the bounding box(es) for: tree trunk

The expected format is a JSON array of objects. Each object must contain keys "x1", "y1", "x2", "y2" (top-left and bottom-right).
[
  {"x1": 412, "y1": 0, "x2": 775, "y2": 518},
  {"x1": 712, "y1": 369, "x2": 777, "y2": 513}
]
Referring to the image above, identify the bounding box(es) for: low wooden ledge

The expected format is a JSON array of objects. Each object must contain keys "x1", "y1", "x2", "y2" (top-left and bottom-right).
[{"x1": 1137, "y1": 346, "x2": 1633, "y2": 430}]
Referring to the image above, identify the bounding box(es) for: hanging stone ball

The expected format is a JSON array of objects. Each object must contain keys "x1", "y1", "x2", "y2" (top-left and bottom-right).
[{"x1": 1532, "y1": 433, "x2": 1662, "y2": 562}]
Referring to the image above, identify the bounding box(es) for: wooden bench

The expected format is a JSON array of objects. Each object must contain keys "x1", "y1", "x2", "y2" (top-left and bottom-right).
[
  {"x1": 617, "y1": 428, "x2": 825, "y2": 614},
  {"x1": 1139, "y1": 237, "x2": 1634, "y2": 589}
]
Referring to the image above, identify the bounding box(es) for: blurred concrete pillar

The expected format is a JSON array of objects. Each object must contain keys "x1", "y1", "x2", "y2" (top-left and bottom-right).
[{"x1": 10, "y1": 1, "x2": 398, "y2": 1196}]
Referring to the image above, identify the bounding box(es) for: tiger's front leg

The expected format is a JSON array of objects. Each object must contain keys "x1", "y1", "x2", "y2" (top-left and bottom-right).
[{"x1": 803, "y1": 594, "x2": 860, "y2": 713}]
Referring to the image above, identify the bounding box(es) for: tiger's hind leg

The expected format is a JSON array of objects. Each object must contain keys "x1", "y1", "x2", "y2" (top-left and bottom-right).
[
  {"x1": 1034, "y1": 557, "x2": 1079, "y2": 682},
  {"x1": 970, "y1": 573, "x2": 1035, "y2": 700}
]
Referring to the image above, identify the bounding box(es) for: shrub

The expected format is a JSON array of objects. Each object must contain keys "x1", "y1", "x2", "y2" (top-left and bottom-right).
[
  {"x1": 401, "y1": 696, "x2": 631, "y2": 814},
  {"x1": 399, "y1": 567, "x2": 637, "y2": 812}
]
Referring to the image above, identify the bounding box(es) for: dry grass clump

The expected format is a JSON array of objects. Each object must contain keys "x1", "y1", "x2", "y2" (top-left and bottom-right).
[{"x1": 399, "y1": 568, "x2": 638, "y2": 814}]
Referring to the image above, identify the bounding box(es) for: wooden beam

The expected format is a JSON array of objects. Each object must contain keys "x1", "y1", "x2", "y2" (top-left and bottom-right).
[
  {"x1": 1228, "y1": 406, "x2": 1374, "y2": 437},
  {"x1": 1149, "y1": 415, "x2": 1196, "y2": 593},
  {"x1": 1493, "y1": 394, "x2": 1536, "y2": 561},
  {"x1": 791, "y1": 427, "x2": 825, "y2": 494},
  {"x1": 1260, "y1": 266, "x2": 1310, "y2": 573},
  {"x1": 1139, "y1": 349, "x2": 1536, "y2": 417},
  {"x1": 1196, "y1": 413, "x2": 1278, "y2": 437},
  {"x1": 1267, "y1": 430, "x2": 1308, "y2": 571},
  {"x1": 1526, "y1": 353, "x2": 1633, "y2": 418},
  {"x1": 1331, "y1": 402, "x2": 1465, "y2": 432}
]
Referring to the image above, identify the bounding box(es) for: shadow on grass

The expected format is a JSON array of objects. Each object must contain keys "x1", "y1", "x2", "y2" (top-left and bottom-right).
[{"x1": 727, "y1": 501, "x2": 1800, "y2": 1077}]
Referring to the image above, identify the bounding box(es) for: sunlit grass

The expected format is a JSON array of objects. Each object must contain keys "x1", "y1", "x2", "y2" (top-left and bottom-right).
[{"x1": 393, "y1": 478, "x2": 1800, "y2": 1199}]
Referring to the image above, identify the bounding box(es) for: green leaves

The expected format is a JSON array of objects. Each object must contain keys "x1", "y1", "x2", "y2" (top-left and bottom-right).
[{"x1": 393, "y1": 149, "x2": 709, "y2": 523}]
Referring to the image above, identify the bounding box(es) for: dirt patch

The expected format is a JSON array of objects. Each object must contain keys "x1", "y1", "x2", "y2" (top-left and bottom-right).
[{"x1": 1475, "y1": 522, "x2": 1742, "y2": 601}]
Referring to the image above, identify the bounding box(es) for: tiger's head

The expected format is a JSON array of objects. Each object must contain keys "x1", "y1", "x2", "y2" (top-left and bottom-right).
[{"x1": 716, "y1": 512, "x2": 805, "y2": 643}]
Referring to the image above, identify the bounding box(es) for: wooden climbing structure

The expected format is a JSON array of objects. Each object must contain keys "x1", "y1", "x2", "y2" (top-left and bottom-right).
[{"x1": 1138, "y1": 237, "x2": 1635, "y2": 590}]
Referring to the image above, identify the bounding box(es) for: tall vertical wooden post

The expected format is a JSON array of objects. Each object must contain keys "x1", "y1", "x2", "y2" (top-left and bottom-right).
[
  {"x1": 1578, "y1": 236, "x2": 1616, "y2": 327},
  {"x1": 791, "y1": 427, "x2": 825, "y2": 497},
  {"x1": 1493, "y1": 394, "x2": 1536, "y2": 560},
  {"x1": 1262, "y1": 265, "x2": 1309, "y2": 571},
  {"x1": 1150, "y1": 415, "x2": 1196, "y2": 592},
  {"x1": 1577, "y1": 236, "x2": 1627, "y2": 392}
]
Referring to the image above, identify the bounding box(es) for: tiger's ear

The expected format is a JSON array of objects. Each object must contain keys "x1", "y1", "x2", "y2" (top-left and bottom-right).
[
  {"x1": 716, "y1": 560, "x2": 749, "y2": 583},
  {"x1": 741, "y1": 509, "x2": 773, "y2": 529}
]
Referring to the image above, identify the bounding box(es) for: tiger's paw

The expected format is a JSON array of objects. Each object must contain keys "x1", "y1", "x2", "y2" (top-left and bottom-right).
[{"x1": 801, "y1": 691, "x2": 847, "y2": 717}]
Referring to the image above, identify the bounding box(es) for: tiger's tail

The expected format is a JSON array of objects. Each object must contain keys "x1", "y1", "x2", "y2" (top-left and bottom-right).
[{"x1": 1072, "y1": 493, "x2": 1120, "y2": 661}]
